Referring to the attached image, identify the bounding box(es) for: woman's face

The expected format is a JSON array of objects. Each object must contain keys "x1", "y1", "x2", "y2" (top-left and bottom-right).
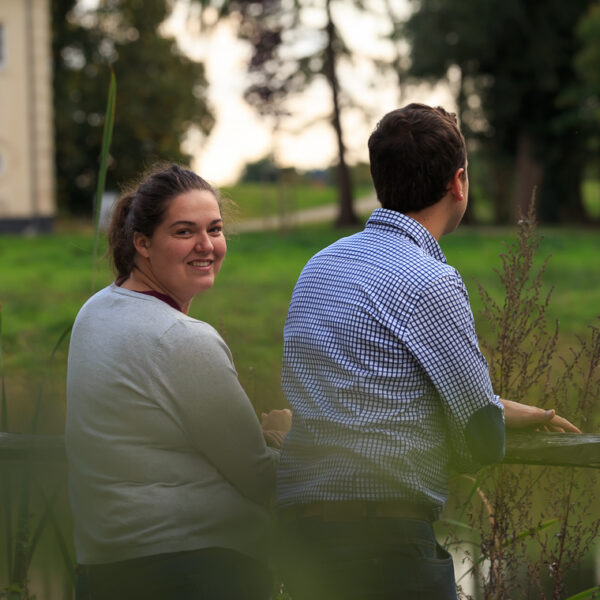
[{"x1": 134, "y1": 189, "x2": 227, "y2": 306}]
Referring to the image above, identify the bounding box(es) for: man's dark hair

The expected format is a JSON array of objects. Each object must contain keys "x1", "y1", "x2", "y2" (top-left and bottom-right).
[{"x1": 368, "y1": 103, "x2": 466, "y2": 213}]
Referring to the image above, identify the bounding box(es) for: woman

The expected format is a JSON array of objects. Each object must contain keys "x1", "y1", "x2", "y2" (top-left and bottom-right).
[{"x1": 65, "y1": 165, "x2": 291, "y2": 600}]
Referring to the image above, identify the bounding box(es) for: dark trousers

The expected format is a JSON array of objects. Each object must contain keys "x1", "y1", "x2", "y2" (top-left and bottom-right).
[
  {"x1": 76, "y1": 547, "x2": 272, "y2": 600},
  {"x1": 276, "y1": 516, "x2": 458, "y2": 600}
]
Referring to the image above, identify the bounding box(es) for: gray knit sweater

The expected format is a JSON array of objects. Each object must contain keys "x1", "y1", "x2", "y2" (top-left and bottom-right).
[{"x1": 65, "y1": 284, "x2": 278, "y2": 565}]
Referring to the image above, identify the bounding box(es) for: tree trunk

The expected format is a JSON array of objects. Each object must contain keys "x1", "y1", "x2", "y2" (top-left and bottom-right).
[
  {"x1": 539, "y1": 152, "x2": 589, "y2": 223},
  {"x1": 489, "y1": 156, "x2": 512, "y2": 224},
  {"x1": 513, "y1": 133, "x2": 543, "y2": 221},
  {"x1": 324, "y1": 0, "x2": 357, "y2": 228},
  {"x1": 455, "y1": 65, "x2": 476, "y2": 225}
]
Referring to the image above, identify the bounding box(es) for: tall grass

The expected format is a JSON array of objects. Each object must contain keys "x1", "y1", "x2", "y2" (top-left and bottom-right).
[
  {"x1": 443, "y1": 203, "x2": 600, "y2": 600},
  {"x1": 0, "y1": 67, "x2": 116, "y2": 600},
  {"x1": 92, "y1": 66, "x2": 116, "y2": 292}
]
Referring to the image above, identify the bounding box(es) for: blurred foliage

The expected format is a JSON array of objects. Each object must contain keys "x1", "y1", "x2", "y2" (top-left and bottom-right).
[
  {"x1": 448, "y1": 206, "x2": 600, "y2": 599},
  {"x1": 52, "y1": 0, "x2": 214, "y2": 215},
  {"x1": 401, "y1": 0, "x2": 600, "y2": 224},
  {"x1": 574, "y1": 3, "x2": 600, "y2": 124},
  {"x1": 240, "y1": 156, "x2": 372, "y2": 188}
]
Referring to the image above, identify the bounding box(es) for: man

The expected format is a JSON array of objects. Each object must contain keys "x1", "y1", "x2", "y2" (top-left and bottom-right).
[{"x1": 275, "y1": 104, "x2": 579, "y2": 600}]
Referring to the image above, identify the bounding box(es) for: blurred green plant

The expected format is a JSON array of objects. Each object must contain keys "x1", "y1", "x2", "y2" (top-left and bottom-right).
[
  {"x1": 0, "y1": 64, "x2": 116, "y2": 600},
  {"x1": 92, "y1": 66, "x2": 116, "y2": 292},
  {"x1": 0, "y1": 325, "x2": 74, "y2": 600},
  {"x1": 566, "y1": 586, "x2": 600, "y2": 600},
  {"x1": 444, "y1": 200, "x2": 600, "y2": 600}
]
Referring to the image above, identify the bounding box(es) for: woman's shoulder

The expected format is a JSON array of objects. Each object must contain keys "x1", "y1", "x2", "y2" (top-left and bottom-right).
[
  {"x1": 74, "y1": 284, "x2": 229, "y2": 354},
  {"x1": 161, "y1": 315, "x2": 227, "y2": 352},
  {"x1": 73, "y1": 284, "x2": 196, "y2": 333},
  {"x1": 163, "y1": 310, "x2": 237, "y2": 363}
]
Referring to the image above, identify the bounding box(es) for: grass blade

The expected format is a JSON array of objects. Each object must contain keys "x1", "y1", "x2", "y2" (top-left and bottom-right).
[
  {"x1": 11, "y1": 471, "x2": 31, "y2": 587},
  {"x1": 565, "y1": 586, "x2": 600, "y2": 600},
  {"x1": 508, "y1": 517, "x2": 559, "y2": 545},
  {"x1": 92, "y1": 66, "x2": 117, "y2": 292},
  {"x1": 457, "y1": 518, "x2": 560, "y2": 584},
  {"x1": 439, "y1": 517, "x2": 475, "y2": 532},
  {"x1": 25, "y1": 485, "x2": 59, "y2": 572},
  {"x1": 38, "y1": 486, "x2": 76, "y2": 586},
  {"x1": 0, "y1": 301, "x2": 14, "y2": 581},
  {"x1": 30, "y1": 323, "x2": 73, "y2": 434},
  {"x1": 0, "y1": 302, "x2": 6, "y2": 429}
]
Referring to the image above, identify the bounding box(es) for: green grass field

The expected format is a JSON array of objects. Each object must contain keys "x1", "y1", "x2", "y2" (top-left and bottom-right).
[
  {"x1": 1, "y1": 220, "x2": 599, "y2": 424},
  {"x1": 1, "y1": 219, "x2": 599, "y2": 600},
  {"x1": 220, "y1": 181, "x2": 374, "y2": 221}
]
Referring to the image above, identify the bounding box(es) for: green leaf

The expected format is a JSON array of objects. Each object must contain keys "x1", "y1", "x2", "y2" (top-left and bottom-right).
[
  {"x1": 0, "y1": 302, "x2": 13, "y2": 579},
  {"x1": 92, "y1": 66, "x2": 117, "y2": 292},
  {"x1": 439, "y1": 517, "x2": 475, "y2": 532},
  {"x1": 0, "y1": 301, "x2": 7, "y2": 430},
  {"x1": 564, "y1": 585, "x2": 600, "y2": 600},
  {"x1": 506, "y1": 518, "x2": 559, "y2": 546}
]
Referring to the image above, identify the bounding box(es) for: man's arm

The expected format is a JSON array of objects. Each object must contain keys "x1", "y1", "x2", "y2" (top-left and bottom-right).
[
  {"x1": 500, "y1": 399, "x2": 581, "y2": 433},
  {"x1": 404, "y1": 274, "x2": 506, "y2": 471}
]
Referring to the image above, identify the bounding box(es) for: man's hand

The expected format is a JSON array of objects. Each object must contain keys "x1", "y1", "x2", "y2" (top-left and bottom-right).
[{"x1": 500, "y1": 399, "x2": 581, "y2": 433}]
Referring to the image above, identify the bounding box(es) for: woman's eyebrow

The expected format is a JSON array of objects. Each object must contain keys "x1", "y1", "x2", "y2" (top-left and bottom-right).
[
  {"x1": 169, "y1": 220, "x2": 196, "y2": 227},
  {"x1": 169, "y1": 219, "x2": 223, "y2": 227}
]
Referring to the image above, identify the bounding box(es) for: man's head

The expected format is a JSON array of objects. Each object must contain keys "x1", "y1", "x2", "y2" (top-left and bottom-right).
[{"x1": 368, "y1": 103, "x2": 467, "y2": 214}]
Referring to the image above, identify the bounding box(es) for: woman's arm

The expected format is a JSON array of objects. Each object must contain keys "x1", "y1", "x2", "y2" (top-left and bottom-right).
[{"x1": 158, "y1": 320, "x2": 280, "y2": 506}]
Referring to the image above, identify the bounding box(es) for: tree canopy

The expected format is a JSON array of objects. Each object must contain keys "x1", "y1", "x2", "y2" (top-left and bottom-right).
[
  {"x1": 52, "y1": 0, "x2": 214, "y2": 215},
  {"x1": 574, "y1": 3, "x2": 600, "y2": 127},
  {"x1": 402, "y1": 0, "x2": 599, "y2": 223}
]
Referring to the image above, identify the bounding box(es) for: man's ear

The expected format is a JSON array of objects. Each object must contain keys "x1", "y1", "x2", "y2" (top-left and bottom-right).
[
  {"x1": 450, "y1": 168, "x2": 465, "y2": 200},
  {"x1": 133, "y1": 232, "x2": 151, "y2": 259}
]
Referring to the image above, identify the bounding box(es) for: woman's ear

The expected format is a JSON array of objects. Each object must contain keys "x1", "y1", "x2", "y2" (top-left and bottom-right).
[{"x1": 133, "y1": 232, "x2": 151, "y2": 259}]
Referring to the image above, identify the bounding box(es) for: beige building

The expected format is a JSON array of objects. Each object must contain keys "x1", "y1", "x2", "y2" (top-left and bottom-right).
[{"x1": 0, "y1": 0, "x2": 55, "y2": 233}]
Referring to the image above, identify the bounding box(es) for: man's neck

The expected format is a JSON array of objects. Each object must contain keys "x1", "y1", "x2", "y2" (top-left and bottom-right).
[
  {"x1": 404, "y1": 207, "x2": 446, "y2": 241},
  {"x1": 404, "y1": 193, "x2": 461, "y2": 241}
]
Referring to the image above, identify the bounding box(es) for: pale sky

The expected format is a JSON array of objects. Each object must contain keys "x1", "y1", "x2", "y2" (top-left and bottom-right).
[
  {"x1": 167, "y1": 1, "x2": 455, "y2": 185},
  {"x1": 80, "y1": 0, "x2": 456, "y2": 186}
]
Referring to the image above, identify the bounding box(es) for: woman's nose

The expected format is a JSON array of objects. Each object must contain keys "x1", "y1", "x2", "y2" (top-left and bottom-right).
[{"x1": 194, "y1": 233, "x2": 214, "y2": 252}]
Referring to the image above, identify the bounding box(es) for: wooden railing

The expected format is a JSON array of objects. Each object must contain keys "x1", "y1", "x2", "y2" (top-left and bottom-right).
[
  {"x1": 1, "y1": 431, "x2": 599, "y2": 467},
  {"x1": 0, "y1": 432, "x2": 67, "y2": 461}
]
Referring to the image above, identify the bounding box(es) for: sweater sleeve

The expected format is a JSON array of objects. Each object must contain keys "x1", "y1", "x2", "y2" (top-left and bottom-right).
[{"x1": 156, "y1": 319, "x2": 278, "y2": 506}]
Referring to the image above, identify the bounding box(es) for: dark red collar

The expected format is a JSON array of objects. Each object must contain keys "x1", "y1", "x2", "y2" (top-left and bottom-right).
[
  {"x1": 136, "y1": 290, "x2": 183, "y2": 312},
  {"x1": 115, "y1": 280, "x2": 183, "y2": 312}
]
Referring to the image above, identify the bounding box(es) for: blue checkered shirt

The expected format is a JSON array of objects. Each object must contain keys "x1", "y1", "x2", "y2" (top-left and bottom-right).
[{"x1": 276, "y1": 209, "x2": 505, "y2": 517}]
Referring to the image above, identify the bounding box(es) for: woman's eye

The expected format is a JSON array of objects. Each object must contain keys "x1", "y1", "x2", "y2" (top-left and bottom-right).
[
  {"x1": 209, "y1": 226, "x2": 223, "y2": 234},
  {"x1": 176, "y1": 229, "x2": 192, "y2": 236}
]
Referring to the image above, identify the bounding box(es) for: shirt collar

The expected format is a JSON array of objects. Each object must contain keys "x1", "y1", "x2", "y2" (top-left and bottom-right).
[{"x1": 366, "y1": 208, "x2": 447, "y2": 264}]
